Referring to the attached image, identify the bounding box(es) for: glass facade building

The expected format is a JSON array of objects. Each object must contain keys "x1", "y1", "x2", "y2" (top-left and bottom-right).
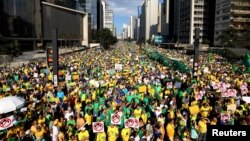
[
  {"x1": 42, "y1": 3, "x2": 83, "y2": 40},
  {"x1": 0, "y1": 0, "x2": 89, "y2": 49},
  {"x1": 0, "y1": 0, "x2": 42, "y2": 39}
]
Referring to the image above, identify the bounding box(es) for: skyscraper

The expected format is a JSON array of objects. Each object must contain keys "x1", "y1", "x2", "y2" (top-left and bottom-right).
[
  {"x1": 0, "y1": 0, "x2": 89, "y2": 49},
  {"x1": 179, "y1": 0, "x2": 215, "y2": 46},
  {"x1": 140, "y1": 0, "x2": 159, "y2": 42},
  {"x1": 214, "y1": 0, "x2": 250, "y2": 47}
]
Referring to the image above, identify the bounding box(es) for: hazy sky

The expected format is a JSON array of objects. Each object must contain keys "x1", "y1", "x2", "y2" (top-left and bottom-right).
[{"x1": 109, "y1": 0, "x2": 142, "y2": 36}]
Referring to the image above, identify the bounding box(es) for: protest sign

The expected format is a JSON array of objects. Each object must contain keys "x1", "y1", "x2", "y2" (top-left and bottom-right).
[
  {"x1": 138, "y1": 85, "x2": 147, "y2": 93},
  {"x1": 66, "y1": 74, "x2": 71, "y2": 81},
  {"x1": 33, "y1": 73, "x2": 38, "y2": 78},
  {"x1": 92, "y1": 122, "x2": 104, "y2": 133},
  {"x1": 133, "y1": 118, "x2": 139, "y2": 128},
  {"x1": 240, "y1": 83, "x2": 248, "y2": 95},
  {"x1": 0, "y1": 116, "x2": 14, "y2": 130},
  {"x1": 115, "y1": 64, "x2": 123, "y2": 71},
  {"x1": 222, "y1": 89, "x2": 237, "y2": 98},
  {"x1": 125, "y1": 118, "x2": 139, "y2": 128},
  {"x1": 174, "y1": 82, "x2": 182, "y2": 88},
  {"x1": 220, "y1": 113, "x2": 230, "y2": 123},
  {"x1": 20, "y1": 107, "x2": 28, "y2": 112},
  {"x1": 196, "y1": 91, "x2": 203, "y2": 100},
  {"x1": 242, "y1": 96, "x2": 250, "y2": 103},
  {"x1": 166, "y1": 82, "x2": 173, "y2": 89},
  {"x1": 111, "y1": 114, "x2": 122, "y2": 125}
]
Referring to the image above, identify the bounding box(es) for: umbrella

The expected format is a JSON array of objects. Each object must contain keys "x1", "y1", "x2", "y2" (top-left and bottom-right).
[{"x1": 0, "y1": 96, "x2": 25, "y2": 114}]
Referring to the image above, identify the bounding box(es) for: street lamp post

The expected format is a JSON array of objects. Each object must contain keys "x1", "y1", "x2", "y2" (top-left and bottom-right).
[{"x1": 177, "y1": 0, "x2": 181, "y2": 52}]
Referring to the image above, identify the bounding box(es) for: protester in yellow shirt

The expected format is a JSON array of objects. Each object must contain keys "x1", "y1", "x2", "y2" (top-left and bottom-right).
[
  {"x1": 30, "y1": 121, "x2": 38, "y2": 134},
  {"x1": 78, "y1": 127, "x2": 89, "y2": 141},
  {"x1": 210, "y1": 117, "x2": 217, "y2": 125},
  {"x1": 198, "y1": 117, "x2": 210, "y2": 141},
  {"x1": 121, "y1": 127, "x2": 131, "y2": 141},
  {"x1": 34, "y1": 125, "x2": 45, "y2": 140},
  {"x1": 107, "y1": 124, "x2": 119, "y2": 141},
  {"x1": 166, "y1": 119, "x2": 175, "y2": 141},
  {"x1": 84, "y1": 111, "x2": 93, "y2": 126},
  {"x1": 134, "y1": 106, "x2": 142, "y2": 119},
  {"x1": 141, "y1": 110, "x2": 148, "y2": 124},
  {"x1": 97, "y1": 132, "x2": 107, "y2": 141}
]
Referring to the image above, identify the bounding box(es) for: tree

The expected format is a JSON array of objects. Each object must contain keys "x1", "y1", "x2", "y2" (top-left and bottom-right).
[
  {"x1": 216, "y1": 27, "x2": 238, "y2": 47},
  {"x1": 96, "y1": 28, "x2": 118, "y2": 49},
  {"x1": 0, "y1": 35, "x2": 20, "y2": 57}
]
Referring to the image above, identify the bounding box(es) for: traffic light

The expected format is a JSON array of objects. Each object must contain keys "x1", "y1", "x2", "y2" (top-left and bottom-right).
[{"x1": 46, "y1": 47, "x2": 53, "y2": 67}]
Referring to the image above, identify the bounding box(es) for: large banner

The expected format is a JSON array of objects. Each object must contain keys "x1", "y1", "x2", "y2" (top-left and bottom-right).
[
  {"x1": 220, "y1": 113, "x2": 230, "y2": 123},
  {"x1": 0, "y1": 116, "x2": 14, "y2": 130}
]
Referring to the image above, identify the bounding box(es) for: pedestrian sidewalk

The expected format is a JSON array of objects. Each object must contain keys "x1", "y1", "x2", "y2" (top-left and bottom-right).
[{"x1": 8, "y1": 47, "x2": 83, "y2": 68}]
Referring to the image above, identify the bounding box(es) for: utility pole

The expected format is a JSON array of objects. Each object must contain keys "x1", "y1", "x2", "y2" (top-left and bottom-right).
[
  {"x1": 52, "y1": 29, "x2": 59, "y2": 87},
  {"x1": 99, "y1": 0, "x2": 102, "y2": 49},
  {"x1": 145, "y1": 0, "x2": 148, "y2": 47}
]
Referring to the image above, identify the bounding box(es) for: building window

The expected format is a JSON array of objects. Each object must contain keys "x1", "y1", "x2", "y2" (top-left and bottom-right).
[{"x1": 222, "y1": 16, "x2": 229, "y2": 20}]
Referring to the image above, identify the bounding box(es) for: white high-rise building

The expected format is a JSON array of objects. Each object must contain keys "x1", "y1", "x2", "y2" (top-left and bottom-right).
[
  {"x1": 140, "y1": 0, "x2": 159, "y2": 41},
  {"x1": 104, "y1": 9, "x2": 114, "y2": 33},
  {"x1": 130, "y1": 16, "x2": 138, "y2": 40}
]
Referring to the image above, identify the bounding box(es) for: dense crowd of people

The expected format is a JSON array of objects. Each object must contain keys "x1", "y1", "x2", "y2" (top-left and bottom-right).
[{"x1": 0, "y1": 42, "x2": 249, "y2": 141}]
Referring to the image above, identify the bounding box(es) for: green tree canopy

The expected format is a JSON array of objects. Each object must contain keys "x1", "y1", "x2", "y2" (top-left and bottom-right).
[
  {"x1": 96, "y1": 28, "x2": 118, "y2": 49},
  {"x1": 216, "y1": 27, "x2": 238, "y2": 47}
]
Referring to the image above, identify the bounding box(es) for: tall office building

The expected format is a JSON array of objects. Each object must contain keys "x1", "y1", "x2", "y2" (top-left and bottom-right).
[
  {"x1": 104, "y1": 9, "x2": 114, "y2": 34},
  {"x1": 179, "y1": 0, "x2": 215, "y2": 46},
  {"x1": 97, "y1": 0, "x2": 104, "y2": 30},
  {"x1": 140, "y1": 0, "x2": 159, "y2": 42},
  {"x1": 214, "y1": 0, "x2": 250, "y2": 46},
  {"x1": 135, "y1": 17, "x2": 140, "y2": 41},
  {"x1": 130, "y1": 16, "x2": 137, "y2": 40},
  {"x1": 157, "y1": 0, "x2": 178, "y2": 43},
  {"x1": 0, "y1": 0, "x2": 89, "y2": 50}
]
